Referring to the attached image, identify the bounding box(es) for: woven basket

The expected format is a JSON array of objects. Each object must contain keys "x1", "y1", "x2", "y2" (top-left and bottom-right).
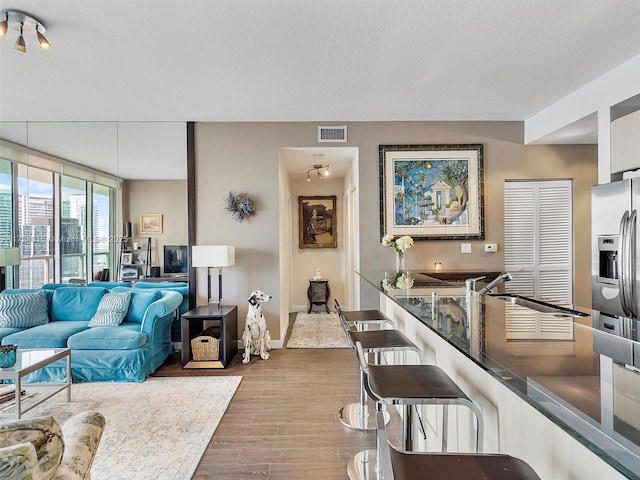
[{"x1": 191, "y1": 328, "x2": 220, "y2": 361}]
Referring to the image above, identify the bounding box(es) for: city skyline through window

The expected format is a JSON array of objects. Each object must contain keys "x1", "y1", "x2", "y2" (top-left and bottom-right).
[{"x1": 0, "y1": 159, "x2": 115, "y2": 288}]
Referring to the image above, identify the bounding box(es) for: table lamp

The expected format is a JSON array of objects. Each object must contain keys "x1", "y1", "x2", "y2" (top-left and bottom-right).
[
  {"x1": 192, "y1": 245, "x2": 235, "y2": 309},
  {"x1": 0, "y1": 247, "x2": 21, "y2": 293}
]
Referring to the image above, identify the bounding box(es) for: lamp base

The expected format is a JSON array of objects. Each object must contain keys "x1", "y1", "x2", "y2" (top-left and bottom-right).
[{"x1": 207, "y1": 300, "x2": 222, "y2": 312}]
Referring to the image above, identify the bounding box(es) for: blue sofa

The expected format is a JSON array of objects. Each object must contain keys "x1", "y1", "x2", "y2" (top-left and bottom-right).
[
  {"x1": 0, "y1": 286, "x2": 182, "y2": 383},
  {"x1": 130, "y1": 282, "x2": 189, "y2": 342},
  {"x1": 88, "y1": 281, "x2": 188, "y2": 342}
]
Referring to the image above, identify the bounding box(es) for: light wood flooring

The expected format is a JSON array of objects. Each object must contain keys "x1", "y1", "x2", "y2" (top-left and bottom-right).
[{"x1": 152, "y1": 319, "x2": 377, "y2": 479}]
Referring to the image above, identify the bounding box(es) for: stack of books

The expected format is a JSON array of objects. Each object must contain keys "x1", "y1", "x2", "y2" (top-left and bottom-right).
[{"x1": 0, "y1": 385, "x2": 26, "y2": 404}]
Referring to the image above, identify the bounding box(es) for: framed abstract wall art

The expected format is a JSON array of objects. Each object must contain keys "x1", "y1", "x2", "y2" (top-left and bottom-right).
[
  {"x1": 379, "y1": 144, "x2": 484, "y2": 240},
  {"x1": 298, "y1": 195, "x2": 337, "y2": 249}
]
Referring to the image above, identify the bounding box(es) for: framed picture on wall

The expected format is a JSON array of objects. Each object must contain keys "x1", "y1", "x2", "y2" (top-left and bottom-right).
[
  {"x1": 379, "y1": 144, "x2": 484, "y2": 240},
  {"x1": 298, "y1": 195, "x2": 337, "y2": 249},
  {"x1": 140, "y1": 213, "x2": 163, "y2": 234}
]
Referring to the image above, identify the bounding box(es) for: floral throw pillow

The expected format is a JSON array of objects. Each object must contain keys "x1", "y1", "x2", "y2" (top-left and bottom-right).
[
  {"x1": 0, "y1": 442, "x2": 39, "y2": 480},
  {"x1": 0, "y1": 415, "x2": 64, "y2": 480}
]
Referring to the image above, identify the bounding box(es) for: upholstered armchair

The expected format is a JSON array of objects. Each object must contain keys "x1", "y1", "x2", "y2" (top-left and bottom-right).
[{"x1": 0, "y1": 411, "x2": 105, "y2": 480}]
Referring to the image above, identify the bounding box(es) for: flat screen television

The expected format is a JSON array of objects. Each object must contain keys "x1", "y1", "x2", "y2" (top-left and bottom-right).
[{"x1": 163, "y1": 245, "x2": 188, "y2": 275}]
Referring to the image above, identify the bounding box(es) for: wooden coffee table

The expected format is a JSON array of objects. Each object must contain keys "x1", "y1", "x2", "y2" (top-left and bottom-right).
[{"x1": 0, "y1": 348, "x2": 71, "y2": 418}]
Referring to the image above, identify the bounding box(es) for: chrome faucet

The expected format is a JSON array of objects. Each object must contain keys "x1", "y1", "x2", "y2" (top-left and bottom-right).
[
  {"x1": 465, "y1": 276, "x2": 486, "y2": 293},
  {"x1": 477, "y1": 272, "x2": 513, "y2": 295}
]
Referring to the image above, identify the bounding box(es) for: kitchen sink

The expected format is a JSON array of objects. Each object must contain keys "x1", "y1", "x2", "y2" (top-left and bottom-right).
[{"x1": 487, "y1": 293, "x2": 589, "y2": 317}]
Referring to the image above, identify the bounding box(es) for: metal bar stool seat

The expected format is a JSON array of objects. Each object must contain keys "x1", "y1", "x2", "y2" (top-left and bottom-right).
[
  {"x1": 335, "y1": 299, "x2": 395, "y2": 330},
  {"x1": 376, "y1": 412, "x2": 541, "y2": 480},
  {"x1": 356, "y1": 341, "x2": 484, "y2": 454},
  {"x1": 339, "y1": 325, "x2": 421, "y2": 432}
]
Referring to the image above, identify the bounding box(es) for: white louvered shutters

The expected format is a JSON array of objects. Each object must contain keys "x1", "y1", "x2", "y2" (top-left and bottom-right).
[{"x1": 504, "y1": 180, "x2": 574, "y2": 340}]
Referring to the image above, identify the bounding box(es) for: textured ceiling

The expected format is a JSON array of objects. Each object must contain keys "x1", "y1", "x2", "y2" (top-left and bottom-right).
[{"x1": 0, "y1": 0, "x2": 639, "y2": 177}]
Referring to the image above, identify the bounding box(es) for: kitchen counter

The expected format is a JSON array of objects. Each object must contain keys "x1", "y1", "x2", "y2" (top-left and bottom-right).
[{"x1": 358, "y1": 269, "x2": 640, "y2": 480}]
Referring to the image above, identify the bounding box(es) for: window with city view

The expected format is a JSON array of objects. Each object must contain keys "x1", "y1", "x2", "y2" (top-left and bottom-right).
[{"x1": 0, "y1": 153, "x2": 116, "y2": 289}]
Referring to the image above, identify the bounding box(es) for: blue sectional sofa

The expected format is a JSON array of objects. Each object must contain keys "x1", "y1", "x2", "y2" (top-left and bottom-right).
[
  {"x1": 0, "y1": 285, "x2": 182, "y2": 383},
  {"x1": 130, "y1": 281, "x2": 189, "y2": 342}
]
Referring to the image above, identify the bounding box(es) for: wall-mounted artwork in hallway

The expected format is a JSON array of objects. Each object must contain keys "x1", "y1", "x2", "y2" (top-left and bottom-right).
[{"x1": 298, "y1": 195, "x2": 337, "y2": 249}]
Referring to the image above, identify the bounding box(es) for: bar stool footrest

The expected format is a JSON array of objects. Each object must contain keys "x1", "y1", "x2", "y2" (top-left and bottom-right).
[{"x1": 338, "y1": 402, "x2": 389, "y2": 431}]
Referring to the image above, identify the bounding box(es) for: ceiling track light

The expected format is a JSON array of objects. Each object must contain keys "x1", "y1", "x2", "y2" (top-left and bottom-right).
[
  {"x1": 0, "y1": 9, "x2": 51, "y2": 53},
  {"x1": 14, "y1": 24, "x2": 25, "y2": 52},
  {"x1": 36, "y1": 25, "x2": 50, "y2": 49},
  {"x1": 307, "y1": 164, "x2": 330, "y2": 181},
  {"x1": 0, "y1": 12, "x2": 8, "y2": 37}
]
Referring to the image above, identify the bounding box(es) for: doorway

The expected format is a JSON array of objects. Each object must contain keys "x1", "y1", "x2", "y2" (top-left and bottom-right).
[{"x1": 278, "y1": 147, "x2": 359, "y2": 337}]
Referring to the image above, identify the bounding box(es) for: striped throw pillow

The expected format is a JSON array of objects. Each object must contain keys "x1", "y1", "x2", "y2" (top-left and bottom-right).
[
  {"x1": 0, "y1": 291, "x2": 49, "y2": 328},
  {"x1": 88, "y1": 292, "x2": 132, "y2": 327}
]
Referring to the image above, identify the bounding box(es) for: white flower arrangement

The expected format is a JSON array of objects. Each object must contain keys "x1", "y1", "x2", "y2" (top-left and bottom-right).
[
  {"x1": 382, "y1": 234, "x2": 414, "y2": 253},
  {"x1": 382, "y1": 272, "x2": 414, "y2": 291},
  {"x1": 395, "y1": 273, "x2": 414, "y2": 289}
]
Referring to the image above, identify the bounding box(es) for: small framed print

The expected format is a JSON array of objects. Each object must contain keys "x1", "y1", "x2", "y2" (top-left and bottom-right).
[
  {"x1": 121, "y1": 252, "x2": 133, "y2": 265},
  {"x1": 140, "y1": 213, "x2": 163, "y2": 234}
]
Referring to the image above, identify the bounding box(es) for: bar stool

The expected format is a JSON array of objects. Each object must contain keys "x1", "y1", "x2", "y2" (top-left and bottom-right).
[
  {"x1": 356, "y1": 340, "x2": 483, "y2": 452},
  {"x1": 337, "y1": 310, "x2": 420, "y2": 432},
  {"x1": 375, "y1": 412, "x2": 541, "y2": 480},
  {"x1": 335, "y1": 299, "x2": 395, "y2": 331}
]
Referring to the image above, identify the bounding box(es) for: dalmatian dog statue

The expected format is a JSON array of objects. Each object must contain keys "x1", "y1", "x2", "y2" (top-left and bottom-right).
[{"x1": 242, "y1": 290, "x2": 272, "y2": 364}]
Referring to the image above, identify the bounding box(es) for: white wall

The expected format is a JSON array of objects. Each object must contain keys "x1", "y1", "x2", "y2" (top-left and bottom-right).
[
  {"x1": 525, "y1": 54, "x2": 640, "y2": 146},
  {"x1": 193, "y1": 121, "x2": 596, "y2": 343},
  {"x1": 343, "y1": 153, "x2": 360, "y2": 309},
  {"x1": 524, "y1": 54, "x2": 640, "y2": 184},
  {"x1": 194, "y1": 122, "x2": 320, "y2": 343},
  {"x1": 278, "y1": 154, "x2": 293, "y2": 342}
]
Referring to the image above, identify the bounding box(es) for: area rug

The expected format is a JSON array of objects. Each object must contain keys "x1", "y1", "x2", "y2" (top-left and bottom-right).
[
  {"x1": 286, "y1": 312, "x2": 349, "y2": 348},
  {"x1": 28, "y1": 376, "x2": 242, "y2": 480}
]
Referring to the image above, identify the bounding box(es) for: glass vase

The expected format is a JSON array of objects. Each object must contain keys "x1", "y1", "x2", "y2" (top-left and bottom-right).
[{"x1": 395, "y1": 251, "x2": 405, "y2": 272}]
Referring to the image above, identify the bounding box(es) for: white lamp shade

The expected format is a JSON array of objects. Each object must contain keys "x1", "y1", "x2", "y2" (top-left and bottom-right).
[
  {"x1": 192, "y1": 246, "x2": 235, "y2": 268},
  {"x1": 0, "y1": 248, "x2": 21, "y2": 267}
]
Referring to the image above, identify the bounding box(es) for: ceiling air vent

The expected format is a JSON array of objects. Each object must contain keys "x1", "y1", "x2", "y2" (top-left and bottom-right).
[{"x1": 318, "y1": 126, "x2": 347, "y2": 143}]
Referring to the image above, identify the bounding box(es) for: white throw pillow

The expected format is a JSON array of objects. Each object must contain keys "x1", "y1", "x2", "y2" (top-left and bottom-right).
[{"x1": 89, "y1": 291, "x2": 132, "y2": 327}]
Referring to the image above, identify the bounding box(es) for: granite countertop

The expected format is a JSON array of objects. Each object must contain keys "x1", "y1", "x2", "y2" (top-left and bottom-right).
[{"x1": 358, "y1": 269, "x2": 640, "y2": 479}]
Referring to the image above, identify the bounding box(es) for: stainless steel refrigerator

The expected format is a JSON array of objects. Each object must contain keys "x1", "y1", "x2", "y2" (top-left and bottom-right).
[{"x1": 592, "y1": 179, "x2": 640, "y2": 319}]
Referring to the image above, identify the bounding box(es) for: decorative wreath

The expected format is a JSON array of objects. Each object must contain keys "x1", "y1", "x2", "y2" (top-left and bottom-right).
[{"x1": 224, "y1": 191, "x2": 256, "y2": 222}]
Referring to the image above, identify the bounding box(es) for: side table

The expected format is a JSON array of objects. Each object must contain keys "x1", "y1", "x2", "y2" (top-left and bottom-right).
[
  {"x1": 181, "y1": 305, "x2": 238, "y2": 368},
  {"x1": 308, "y1": 280, "x2": 330, "y2": 313}
]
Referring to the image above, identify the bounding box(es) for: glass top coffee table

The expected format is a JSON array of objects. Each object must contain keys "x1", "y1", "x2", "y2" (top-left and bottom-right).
[{"x1": 0, "y1": 348, "x2": 71, "y2": 418}]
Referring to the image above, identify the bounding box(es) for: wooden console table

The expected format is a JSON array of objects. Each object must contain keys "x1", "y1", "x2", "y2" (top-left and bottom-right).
[{"x1": 181, "y1": 305, "x2": 237, "y2": 368}]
